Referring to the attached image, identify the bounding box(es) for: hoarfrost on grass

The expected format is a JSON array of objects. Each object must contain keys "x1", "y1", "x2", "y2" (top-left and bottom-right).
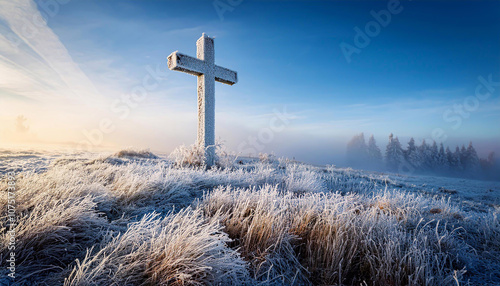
[{"x1": 0, "y1": 148, "x2": 499, "y2": 285}]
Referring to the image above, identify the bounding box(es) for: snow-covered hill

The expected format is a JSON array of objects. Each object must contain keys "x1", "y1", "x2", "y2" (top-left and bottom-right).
[{"x1": 0, "y1": 148, "x2": 499, "y2": 285}]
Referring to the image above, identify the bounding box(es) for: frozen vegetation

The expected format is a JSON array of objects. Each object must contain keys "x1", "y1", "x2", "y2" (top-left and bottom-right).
[{"x1": 0, "y1": 146, "x2": 499, "y2": 285}]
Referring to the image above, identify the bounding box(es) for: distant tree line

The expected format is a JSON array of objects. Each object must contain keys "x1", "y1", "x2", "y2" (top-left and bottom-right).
[{"x1": 346, "y1": 133, "x2": 499, "y2": 181}]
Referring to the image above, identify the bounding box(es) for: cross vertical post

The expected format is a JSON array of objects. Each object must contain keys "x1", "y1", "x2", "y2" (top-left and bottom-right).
[{"x1": 197, "y1": 34, "x2": 216, "y2": 166}]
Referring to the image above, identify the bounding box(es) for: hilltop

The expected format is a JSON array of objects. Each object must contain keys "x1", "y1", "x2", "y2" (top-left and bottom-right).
[{"x1": 0, "y1": 148, "x2": 499, "y2": 285}]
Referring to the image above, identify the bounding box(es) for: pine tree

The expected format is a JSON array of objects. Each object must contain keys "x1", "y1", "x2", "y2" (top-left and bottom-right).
[
  {"x1": 404, "y1": 137, "x2": 421, "y2": 170},
  {"x1": 430, "y1": 141, "x2": 439, "y2": 171},
  {"x1": 346, "y1": 133, "x2": 368, "y2": 168},
  {"x1": 367, "y1": 135, "x2": 383, "y2": 169},
  {"x1": 419, "y1": 140, "x2": 432, "y2": 172},
  {"x1": 446, "y1": 147, "x2": 458, "y2": 172},
  {"x1": 465, "y1": 142, "x2": 480, "y2": 173},
  {"x1": 454, "y1": 146, "x2": 464, "y2": 172},
  {"x1": 437, "y1": 143, "x2": 448, "y2": 173},
  {"x1": 480, "y1": 152, "x2": 495, "y2": 174},
  {"x1": 460, "y1": 145, "x2": 468, "y2": 172},
  {"x1": 385, "y1": 133, "x2": 404, "y2": 172},
  {"x1": 480, "y1": 152, "x2": 499, "y2": 180}
]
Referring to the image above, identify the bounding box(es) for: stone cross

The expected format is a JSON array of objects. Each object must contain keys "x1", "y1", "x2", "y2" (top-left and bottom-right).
[{"x1": 167, "y1": 33, "x2": 237, "y2": 166}]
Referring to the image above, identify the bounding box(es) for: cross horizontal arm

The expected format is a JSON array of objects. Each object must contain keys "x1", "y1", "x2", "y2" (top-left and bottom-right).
[
  {"x1": 167, "y1": 51, "x2": 206, "y2": 76},
  {"x1": 215, "y1": 65, "x2": 238, "y2": 85}
]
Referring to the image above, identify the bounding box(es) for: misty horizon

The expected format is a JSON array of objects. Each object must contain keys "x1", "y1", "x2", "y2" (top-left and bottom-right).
[{"x1": 1, "y1": 0, "x2": 499, "y2": 171}]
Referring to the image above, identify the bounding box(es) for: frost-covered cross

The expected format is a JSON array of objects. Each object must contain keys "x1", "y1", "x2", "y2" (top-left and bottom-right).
[{"x1": 167, "y1": 33, "x2": 237, "y2": 166}]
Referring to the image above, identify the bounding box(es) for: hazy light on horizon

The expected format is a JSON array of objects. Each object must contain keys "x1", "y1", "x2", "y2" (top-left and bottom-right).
[{"x1": 0, "y1": 0, "x2": 499, "y2": 166}]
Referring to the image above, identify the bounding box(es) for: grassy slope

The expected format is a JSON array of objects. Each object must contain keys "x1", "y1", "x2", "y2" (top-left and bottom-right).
[{"x1": 0, "y1": 149, "x2": 499, "y2": 285}]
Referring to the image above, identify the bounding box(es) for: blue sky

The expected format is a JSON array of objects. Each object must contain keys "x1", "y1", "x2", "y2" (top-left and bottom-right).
[{"x1": 0, "y1": 0, "x2": 499, "y2": 164}]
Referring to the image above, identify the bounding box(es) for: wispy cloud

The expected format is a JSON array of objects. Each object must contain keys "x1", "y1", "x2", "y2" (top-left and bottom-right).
[{"x1": 0, "y1": 0, "x2": 101, "y2": 104}]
